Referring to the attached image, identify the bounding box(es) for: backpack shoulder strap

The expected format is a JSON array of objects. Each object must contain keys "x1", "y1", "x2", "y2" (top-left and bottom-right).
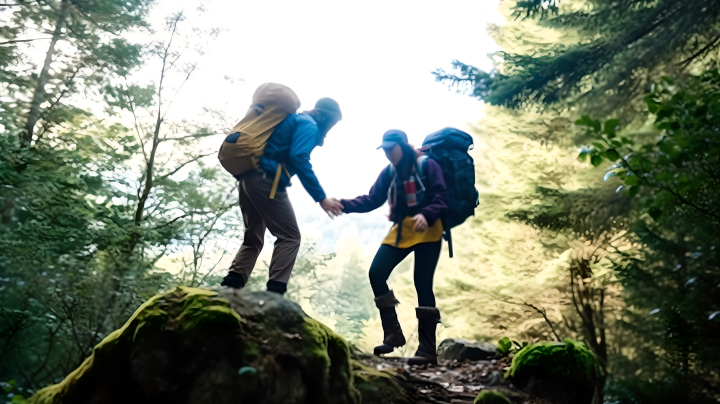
[{"x1": 416, "y1": 155, "x2": 429, "y2": 178}]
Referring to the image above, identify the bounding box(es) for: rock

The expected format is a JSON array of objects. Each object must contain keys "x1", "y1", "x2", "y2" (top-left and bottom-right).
[
  {"x1": 29, "y1": 287, "x2": 373, "y2": 404},
  {"x1": 480, "y1": 370, "x2": 503, "y2": 387},
  {"x1": 351, "y1": 360, "x2": 410, "y2": 404},
  {"x1": 438, "y1": 338, "x2": 497, "y2": 362}
]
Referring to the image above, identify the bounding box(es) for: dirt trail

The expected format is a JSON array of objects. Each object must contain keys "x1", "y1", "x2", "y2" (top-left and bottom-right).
[{"x1": 355, "y1": 354, "x2": 550, "y2": 404}]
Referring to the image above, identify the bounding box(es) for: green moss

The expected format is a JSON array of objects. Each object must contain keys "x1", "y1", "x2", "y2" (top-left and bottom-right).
[
  {"x1": 351, "y1": 360, "x2": 399, "y2": 383},
  {"x1": 30, "y1": 287, "x2": 243, "y2": 404},
  {"x1": 474, "y1": 390, "x2": 512, "y2": 404},
  {"x1": 28, "y1": 287, "x2": 387, "y2": 404},
  {"x1": 504, "y1": 337, "x2": 603, "y2": 382},
  {"x1": 242, "y1": 340, "x2": 260, "y2": 361},
  {"x1": 351, "y1": 360, "x2": 408, "y2": 404},
  {"x1": 302, "y1": 317, "x2": 336, "y2": 362}
]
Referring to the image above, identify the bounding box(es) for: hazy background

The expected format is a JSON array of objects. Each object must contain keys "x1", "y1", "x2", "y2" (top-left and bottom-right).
[{"x1": 149, "y1": 0, "x2": 499, "y2": 259}]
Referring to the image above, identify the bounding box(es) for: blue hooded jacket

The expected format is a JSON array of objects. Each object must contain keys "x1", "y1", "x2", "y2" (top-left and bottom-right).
[{"x1": 257, "y1": 113, "x2": 326, "y2": 202}]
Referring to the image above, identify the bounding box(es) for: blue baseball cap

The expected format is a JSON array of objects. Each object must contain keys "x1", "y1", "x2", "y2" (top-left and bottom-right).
[{"x1": 377, "y1": 129, "x2": 408, "y2": 149}]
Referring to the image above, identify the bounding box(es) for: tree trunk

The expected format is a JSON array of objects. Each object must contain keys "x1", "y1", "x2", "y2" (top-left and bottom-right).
[
  {"x1": 571, "y1": 260, "x2": 608, "y2": 404},
  {"x1": 124, "y1": 93, "x2": 163, "y2": 256},
  {"x1": 22, "y1": 0, "x2": 69, "y2": 147},
  {"x1": 125, "y1": 12, "x2": 182, "y2": 254},
  {"x1": 126, "y1": 46, "x2": 168, "y2": 254},
  {"x1": 134, "y1": 114, "x2": 161, "y2": 226}
]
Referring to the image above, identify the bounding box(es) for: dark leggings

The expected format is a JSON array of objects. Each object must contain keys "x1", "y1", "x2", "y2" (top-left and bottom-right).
[{"x1": 368, "y1": 242, "x2": 441, "y2": 307}]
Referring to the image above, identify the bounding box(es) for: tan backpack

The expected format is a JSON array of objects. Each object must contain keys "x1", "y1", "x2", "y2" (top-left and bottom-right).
[{"x1": 218, "y1": 83, "x2": 301, "y2": 198}]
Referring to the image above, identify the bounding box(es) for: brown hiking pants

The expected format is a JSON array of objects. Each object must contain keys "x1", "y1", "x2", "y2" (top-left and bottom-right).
[{"x1": 228, "y1": 171, "x2": 301, "y2": 284}]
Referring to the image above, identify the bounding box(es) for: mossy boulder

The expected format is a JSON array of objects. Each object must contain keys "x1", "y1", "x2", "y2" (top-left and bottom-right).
[
  {"x1": 351, "y1": 360, "x2": 409, "y2": 404},
  {"x1": 29, "y1": 287, "x2": 365, "y2": 404},
  {"x1": 504, "y1": 338, "x2": 603, "y2": 404},
  {"x1": 474, "y1": 390, "x2": 512, "y2": 404}
]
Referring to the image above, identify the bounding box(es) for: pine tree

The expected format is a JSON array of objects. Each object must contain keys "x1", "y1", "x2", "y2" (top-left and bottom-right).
[{"x1": 434, "y1": 0, "x2": 720, "y2": 117}]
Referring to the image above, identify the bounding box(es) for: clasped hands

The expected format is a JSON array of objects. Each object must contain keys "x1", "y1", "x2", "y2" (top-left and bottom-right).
[
  {"x1": 320, "y1": 198, "x2": 428, "y2": 232},
  {"x1": 320, "y1": 198, "x2": 344, "y2": 219}
]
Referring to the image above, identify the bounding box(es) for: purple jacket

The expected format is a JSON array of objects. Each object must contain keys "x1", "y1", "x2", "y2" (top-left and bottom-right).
[{"x1": 341, "y1": 158, "x2": 449, "y2": 226}]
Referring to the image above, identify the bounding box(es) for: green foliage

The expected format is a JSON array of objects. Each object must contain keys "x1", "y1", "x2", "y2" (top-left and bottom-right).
[
  {"x1": 303, "y1": 253, "x2": 375, "y2": 343},
  {"x1": 437, "y1": 1, "x2": 720, "y2": 402},
  {"x1": 1, "y1": 0, "x2": 154, "y2": 144},
  {"x1": 511, "y1": 0, "x2": 558, "y2": 20},
  {"x1": 606, "y1": 371, "x2": 718, "y2": 404},
  {"x1": 0, "y1": 5, "x2": 230, "y2": 395},
  {"x1": 1, "y1": 380, "x2": 29, "y2": 404},
  {"x1": 512, "y1": 340, "x2": 529, "y2": 353},
  {"x1": 578, "y1": 71, "x2": 720, "y2": 224},
  {"x1": 497, "y1": 336, "x2": 529, "y2": 357},
  {"x1": 434, "y1": 1, "x2": 720, "y2": 112},
  {"x1": 497, "y1": 337, "x2": 512, "y2": 355},
  {"x1": 473, "y1": 389, "x2": 511, "y2": 404},
  {"x1": 577, "y1": 70, "x2": 720, "y2": 402},
  {"x1": 0, "y1": 125, "x2": 158, "y2": 387},
  {"x1": 505, "y1": 338, "x2": 603, "y2": 381}
]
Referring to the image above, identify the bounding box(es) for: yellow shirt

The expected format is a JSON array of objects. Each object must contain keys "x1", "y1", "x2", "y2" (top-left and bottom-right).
[{"x1": 381, "y1": 216, "x2": 444, "y2": 249}]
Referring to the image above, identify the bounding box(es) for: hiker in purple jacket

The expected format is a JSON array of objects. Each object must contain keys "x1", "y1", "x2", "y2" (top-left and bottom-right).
[{"x1": 340, "y1": 129, "x2": 448, "y2": 365}]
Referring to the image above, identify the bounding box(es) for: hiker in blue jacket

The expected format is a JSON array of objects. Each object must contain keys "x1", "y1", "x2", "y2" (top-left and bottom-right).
[{"x1": 221, "y1": 98, "x2": 344, "y2": 295}]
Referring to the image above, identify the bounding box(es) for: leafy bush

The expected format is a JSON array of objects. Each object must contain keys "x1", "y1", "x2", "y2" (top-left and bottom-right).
[
  {"x1": 577, "y1": 71, "x2": 720, "y2": 223},
  {"x1": 497, "y1": 336, "x2": 529, "y2": 357},
  {"x1": 505, "y1": 337, "x2": 603, "y2": 381},
  {"x1": 474, "y1": 390, "x2": 511, "y2": 404},
  {"x1": 1, "y1": 380, "x2": 28, "y2": 404}
]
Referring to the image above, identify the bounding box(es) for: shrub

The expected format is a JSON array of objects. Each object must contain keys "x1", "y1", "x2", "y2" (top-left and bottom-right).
[{"x1": 505, "y1": 338, "x2": 603, "y2": 382}]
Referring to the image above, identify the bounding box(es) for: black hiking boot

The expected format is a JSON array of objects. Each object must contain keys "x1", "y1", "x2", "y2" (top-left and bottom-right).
[
  {"x1": 373, "y1": 290, "x2": 406, "y2": 356},
  {"x1": 408, "y1": 307, "x2": 440, "y2": 366},
  {"x1": 220, "y1": 272, "x2": 245, "y2": 289}
]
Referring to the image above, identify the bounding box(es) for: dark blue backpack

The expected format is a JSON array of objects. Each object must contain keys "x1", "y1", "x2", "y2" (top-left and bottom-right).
[{"x1": 420, "y1": 127, "x2": 479, "y2": 257}]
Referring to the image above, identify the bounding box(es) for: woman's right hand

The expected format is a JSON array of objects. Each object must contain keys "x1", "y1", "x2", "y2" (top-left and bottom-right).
[{"x1": 412, "y1": 213, "x2": 428, "y2": 232}]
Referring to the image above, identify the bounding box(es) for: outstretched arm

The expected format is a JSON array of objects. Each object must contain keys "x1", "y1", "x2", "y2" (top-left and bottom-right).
[{"x1": 341, "y1": 169, "x2": 391, "y2": 214}]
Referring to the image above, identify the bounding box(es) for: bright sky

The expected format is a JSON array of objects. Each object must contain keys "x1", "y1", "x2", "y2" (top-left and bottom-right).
[{"x1": 150, "y1": 0, "x2": 502, "y2": 255}]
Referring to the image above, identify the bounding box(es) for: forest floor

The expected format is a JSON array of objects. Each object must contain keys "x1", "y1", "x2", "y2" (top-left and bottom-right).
[{"x1": 355, "y1": 354, "x2": 551, "y2": 404}]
